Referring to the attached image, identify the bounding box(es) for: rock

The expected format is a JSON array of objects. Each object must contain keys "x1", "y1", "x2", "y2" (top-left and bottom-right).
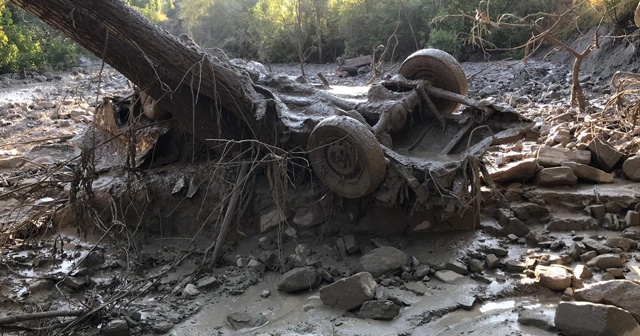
[
  {"x1": 58, "y1": 119, "x2": 72, "y2": 127},
  {"x1": 535, "y1": 265, "x2": 571, "y2": 291},
  {"x1": 623, "y1": 156, "x2": 640, "y2": 181},
  {"x1": 0, "y1": 156, "x2": 25, "y2": 168},
  {"x1": 536, "y1": 167, "x2": 578, "y2": 186},
  {"x1": 506, "y1": 260, "x2": 527, "y2": 272},
  {"x1": 42, "y1": 72, "x2": 53, "y2": 80},
  {"x1": 625, "y1": 211, "x2": 640, "y2": 226},
  {"x1": 607, "y1": 268, "x2": 625, "y2": 278},
  {"x1": 555, "y1": 301, "x2": 640, "y2": 336},
  {"x1": 40, "y1": 101, "x2": 56, "y2": 108},
  {"x1": 336, "y1": 237, "x2": 346, "y2": 255},
  {"x1": 569, "y1": 242, "x2": 584, "y2": 260},
  {"x1": 343, "y1": 234, "x2": 359, "y2": 254},
  {"x1": 588, "y1": 204, "x2": 607, "y2": 220},
  {"x1": 247, "y1": 259, "x2": 266, "y2": 273},
  {"x1": 404, "y1": 282, "x2": 429, "y2": 295},
  {"x1": 546, "y1": 216, "x2": 598, "y2": 231},
  {"x1": 580, "y1": 251, "x2": 598, "y2": 263},
  {"x1": 624, "y1": 226, "x2": 640, "y2": 240},
  {"x1": 101, "y1": 319, "x2": 129, "y2": 336},
  {"x1": 414, "y1": 265, "x2": 431, "y2": 278},
  {"x1": 319, "y1": 272, "x2": 377, "y2": 311},
  {"x1": 292, "y1": 204, "x2": 325, "y2": 228},
  {"x1": 277, "y1": 267, "x2": 321, "y2": 293},
  {"x1": 574, "y1": 280, "x2": 640, "y2": 323},
  {"x1": 445, "y1": 258, "x2": 469, "y2": 275},
  {"x1": 484, "y1": 246, "x2": 508, "y2": 257},
  {"x1": 574, "y1": 265, "x2": 593, "y2": 279},
  {"x1": 485, "y1": 254, "x2": 500, "y2": 269},
  {"x1": 28, "y1": 279, "x2": 54, "y2": 292},
  {"x1": 434, "y1": 270, "x2": 465, "y2": 283},
  {"x1": 260, "y1": 209, "x2": 287, "y2": 232},
  {"x1": 589, "y1": 137, "x2": 624, "y2": 172},
  {"x1": 34, "y1": 76, "x2": 47, "y2": 82},
  {"x1": 562, "y1": 161, "x2": 614, "y2": 183},
  {"x1": 518, "y1": 307, "x2": 556, "y2": 331},
  {"x1": 260, "y1": 290, "x2": 271, "y2": 298},
  {"x1": 525, "y1": 230, "x2": 545, "y2": 247},
  {"x1": 63, "y1": 276, "x2": 86, "y2": 289},
  {"x1": 537, "y1": 146, "x2": 591, "y2": 167},
  {"x1": 511, "y1": 203, "x2": 549, "y2": 224},
  {"x1": 605, "y1": 237, "x2": 634, "y2": 251},
  {"x1": 358, "y1": 300, "x2": 400, "y2": 320},
  {"x1": 469, "y1": 259, "x2": 484, "y2": 273},
  {"x1": 490, "y1": 158, "x2": 540, "y2": 183},
  {"x1": 258, "y1": 251, "x2": 277, "y2": 269},
  {"x1": 602, "y1": 213, "x2": 621, "y2": 231},
  {"x1": 226, "y1": 312, "x2": 267, "y2": 330},
  {"x1": 182, "y1": 284, "x2": 200, "y2": 297},
  {"x1": 586, "y1": 254, "x2": 625, "y2": 269},
  {"x1": 359, "y1": 246, "x2": 409, "y2": 278},
  {"x1": 152, "y1": 322, "x2": 174, "y2": 334}
]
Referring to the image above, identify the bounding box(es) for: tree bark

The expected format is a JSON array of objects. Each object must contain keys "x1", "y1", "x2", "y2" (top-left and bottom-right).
[{"x1": 11, "y1": 0, "x2": 276, "y2": 146}]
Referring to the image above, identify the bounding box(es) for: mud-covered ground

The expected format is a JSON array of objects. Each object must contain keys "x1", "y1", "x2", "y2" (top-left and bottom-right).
[{"x1": 1, "y1": 45, "x2": 640, "y2": 336}]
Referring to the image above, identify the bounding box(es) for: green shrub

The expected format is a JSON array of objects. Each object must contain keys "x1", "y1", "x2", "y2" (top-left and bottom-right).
[{"x1": 428, "y1": 28, "x2": 461, "y2": 57}]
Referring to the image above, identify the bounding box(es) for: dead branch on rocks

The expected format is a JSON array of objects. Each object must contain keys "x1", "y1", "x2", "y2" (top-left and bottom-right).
[{"x1": 0, "y1": 310, "x2": 85, "y2": 326}]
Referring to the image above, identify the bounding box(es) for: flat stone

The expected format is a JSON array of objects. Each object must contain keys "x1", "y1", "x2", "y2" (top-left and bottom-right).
[
  {"x1": 358, "y1": 300, "x2": 400, "y2": 320},
  {"x1": 152, "y1": 322, "x2": 174, "y2": 334},
  {"x1": 623, "y1": 226, "x2": 640, "y2": 240},
  {"x1": 182, "y1": 284, "x2": 200, "y2": 297},
  {"x1": 511, "y1": 203, "x2": 550, "y2": 224},
  {"x1": 319, "y1": 272, "x2": 377, "y2": 311},
  {"x1": 226, "y1": 312, "x2": 267, "y2": 330},
  {"x1": 535, "y1": 265, "x2": 571, "y2": 291},
  {"x1": 260, "y1": 209, "x2": 286, "y2": 232},
  {"x1": 623, "y1": 156, "x2": 640, "y2": 181},
  {"x1": 102, "y1": 319, "x2": 129, "y2": 336},
  {"x1": 538, "y1": 146, "x2": 591, "y2": 167},
  {"x1": 588, "y1": 204, "x2": 607, "y2": 220},
  {"x1": 589, "y1": 137, "x2": 624, "y2": 172},
  {"x1": 575, "y1": 280, "x2": 640, "y2": 323},
  {"x1": 562, "y1": 161, "x2": 614, "y2": 183},
  {"x1": 293, "y1": 204, "x2": 325, "y2": 228},
  {"x1": 434, "y1": 270, "x2": 465, "y2": 283},
  {"x1": 404, "y1": 282, "x2": 429, "y2": 296},
  {"x1": 196, "y1": 276, "x2": 220, "y2": 290},
  {"x1": 580, "y1": 251, "x2": 598, "y2": 263},
  {"x1": 277, "y1": 267, "x2": 321, "y2": 293},
  {"x1": 555, "y1": 301, "x2": 640, "y2": 336},
  {"x1": 546, "y1": 216, "x2": 598, "y2": 231},
  {"x1": 586, "y1": 254, "x2": 625, "y2": 269},
  {"x1": 536, "y1": 167, "x2": 578, "y2": 186},
  {"x1": 445, "y1": 258, "x2": 469, "y2": 275},
  {"x1": 518, "y1": 306, "x2": 556, "y2": 331},
  {"x1": 490, "y1": 158, "x2": 540, "y2": 183},
  {"x1": 359, "y1": 246, "x2": 409, "y2": 278},
  {"x1": 605, "y1": 237, "x2": 634, "y2": 251},
  {"x1": 0, "y1": 156, "x2": 25, "y2": 168},
  {"x1": 506, "y1": 260, "x2": 527, "y2": 272}
]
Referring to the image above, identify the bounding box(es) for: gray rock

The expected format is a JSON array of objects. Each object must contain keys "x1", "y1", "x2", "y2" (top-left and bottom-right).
[
  {"x1": 434, "y1": 270, "x2": 465, "y2": 283},
  {"x1": 414, "y1": 265, "x2": 430, "y2": 278},
  {"x1": 625, "y1": 211, "x2": 640, "y2": 226},
  {"x1": 359, "y1": 246, "x2": 409, "y2": 278},
  {"x1": 469, "y1": 258, "x2": 484, "y2": 273},
  {"x1": 623, "y1": 156, "x2": 640, "y2": 181},
  {"x1": 574, "y1": 265, "x2": 593, "y2": 279},
  {"x1": 196, "y1": 276, "x2": 220, "y2": 289},
  {"x1": 504, "y1": 217, "x2": 531, "y2": 237},
  {"x1": 260, "y1": 208, "x2": 286, "y2": 232},
  {"x1": 574, "y1": 280, "x2": 640, "y2": 323},
  {"x1": 555, "y1": 301, "x2": 640, "y2": 336},
  {"x1": 260, "y1": 289, "x2": 271, "y2": 298},
  {"x1": 343, "y1": 234, "x2": 359, "y2": 254},
  {"x1": 63, "y1": 276, "x2": 86, "y2": 289},
  {"x1": 101, "y1": 319, "x2": 129, "y2": 336},
  {"x1": 605, "y1": 237, "x2": 634, "y2": 251},
  {"x1": 536, "y1": 167, "x2": 578, "y2": 186},
  {"x1": 526, "y1": 230, "x2": 545, "y2": 247},
  {"x1": 547, "y1": 215, "x2": 598, "y2": 231},
  {"x1": 28, "y1": 279, "x2": 54, "y2": 292},
  {"x1": 404, "y1": 282, "x2": 429, "y2": 295},
  {"x1": 506, "y1": 260, "x2": 527, "y2": 272},
  {"x1": 580, "y1": 251, "x2": 598, "y2": 263},
  {"x1": 562, "y1": 161, "x2": 614, "y2": 183},
  {"x1": 152, "y1": 321, "x2": 174, "y2": 334},
  {"x1": 293, "y1": 204, "x2": 325, "y2": 228},
  {"x1": 537, "y1": 146, "x2": 591, "y2": 167},
  {"x1": 358, "y1": 300, "x2": 400, "y2": 320},
  {"x1": 535, "y1": 265, "x2": 571, "y2": 291},
  {"x1": 247, "y1": 259, "x2": 266, "y2": 273},
  {"x1": 490, "y1": 158, "x2": 540, "y2": 183},
  {"x1": 588, "y1": 204, "x2": 607, "y2": 220},
  {"x1": 589, "y1": 137, "x2": 624, "y2": 172},
  {"x1": 0, "y1": 156, "x2": 25, "y2": 168},
  {"x1": 445, "y1": 258, "x2": 468, "y2": 275},
  {"x1": 226, "y1": 312, "x2": 267, "y2": 330},
  {"x1": 319, "y1": 272, "x2": 377, "y2": 311},
  {"x1": 518, "y1": 306, "x2": 556, "y2": 331},
  {"x1": 485, "y1": 254, "x2": 499, "y2": 269},
  {"x1": 277, "y1": 267, "x2": 321, "y2": 293},
  {"x1": 586, "y1": 254, "x2": 625, "y2": 269},
  {"x1": 511, "y1": 203, "x2": 550, "y2": 224},
  {"x1": 182, "y1": 284, "x2": 200, "y2": 297}
]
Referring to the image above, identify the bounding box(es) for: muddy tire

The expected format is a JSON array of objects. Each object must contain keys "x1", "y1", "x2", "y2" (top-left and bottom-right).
[
  {"x1": 399, "y1": 49, "x2": 468, "y2": 114},
  {"x1": 308, "y1": 116, "x2": 386, "y2": 199}
]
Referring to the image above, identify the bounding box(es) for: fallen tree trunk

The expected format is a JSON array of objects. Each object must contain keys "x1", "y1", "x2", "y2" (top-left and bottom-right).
[{"x1": 11, "y1": 0, "x2": 276, "y2": 145}]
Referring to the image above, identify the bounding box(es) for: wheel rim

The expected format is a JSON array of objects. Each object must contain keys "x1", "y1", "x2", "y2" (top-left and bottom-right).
[{"x1": 323, "y1": 137, "x2": 362, "y2": 179}]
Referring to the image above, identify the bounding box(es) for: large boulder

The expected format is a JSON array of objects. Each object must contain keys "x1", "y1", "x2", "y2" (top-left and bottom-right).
[
  {"x1": 490, "y1": 158, "x2": 540, "y2": 183},
  {"x1": 226, "y1": 312, "x2": 267, "y2": 330},
  {"x1": 586, "y1": 254, "x2": 625, "y2": 269},
  {"x1": 562, "y1": 161, "x2": 614, "y2": 183},
  {"x1": 358, "y1": 300, "x2": 400, "y2": 320},
  {"x1": 319, "y1": 272, "x2": 377, "y2": 311},
  {"x1": 277, "y1": 267, "x2": 321, "y2": 293},
  {"x1": 536, "y1": 167, "x2": 578, "y2": 186},
  {"x1": 359, "y1": 246, "x2": 409, "y2": 278},
  {"x1": 555, "y1": 301, "x2": 640, "y2": 336},
  {"x1": 574, "y1": 280, "x2": 640, "y2": 323},
  {"x1": 538, "y1": 146, "x2": 591, "y2": 167}
]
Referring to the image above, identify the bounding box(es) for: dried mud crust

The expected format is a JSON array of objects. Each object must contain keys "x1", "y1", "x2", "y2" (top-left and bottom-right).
[
  {"x1": 308, "y1": 115, "x2": 386, "y2": 199},
  {"x1": 399, "y1": 48, "x2": 468, "y2": 114}
]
